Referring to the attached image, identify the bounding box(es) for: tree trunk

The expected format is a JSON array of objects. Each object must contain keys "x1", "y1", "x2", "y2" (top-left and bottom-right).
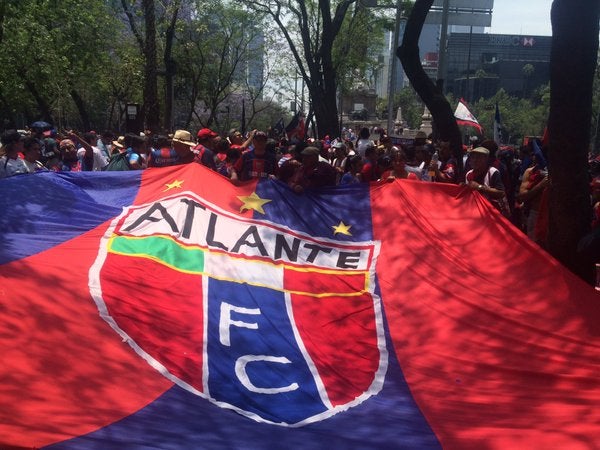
[
  {"x1": 23, "y1": 78, "x2": 53, "y2": 124},
  {"x1": 307, "y1": 81, "x2": 339, "y2": 138},
  {"x1": 397, "y1": 0, "x2": 463, "y2": 172},
  {"x1": 315, "y1": 5, "x2": 341, "y2": 138},
  {"x1": 107, "y1": 97, "x2": 117, "y2": 131},
  {"x1": 142, "y1": 0, "x2": 160, "y2": 132},
  {"x1": 70, "y1": 89, "x2": 91, "y2": 131},
  {"x1": 255, "y1": 0, "x2": 354, "y2": 140},
  {"x1": 593, "y1": 106, "x2": 600, "y2": 154},
  {"x1": 163, "y1": 2, "x2": 180, "y2": 132},
  {"x1": 546, "y1": 0, "x2": 599, "y2": 283}
]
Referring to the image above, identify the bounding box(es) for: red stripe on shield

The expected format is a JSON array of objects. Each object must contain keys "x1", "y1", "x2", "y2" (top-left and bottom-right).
[
  {"x1": 284, "y1": 267, "x2": 367, "y2": 296},
  {"x1": 101, "y1": 253, "x2": 205, "y2": 390},
  {"x1": 289, "y1": 291, "x2": 380, "y2": 407}
]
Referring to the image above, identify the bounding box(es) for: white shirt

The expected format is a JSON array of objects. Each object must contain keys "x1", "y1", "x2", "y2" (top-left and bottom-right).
[
  {"x1": 356, "y1": 139, "x2": 375, "y2": 158},
  {"x1": 0, "y1": 156, "x2": 28, "y2": 178},
  {"x1": 23, "y1": 159, "x2": 46, "y2": 173},
  {"x1": 78, "y1": 146, "x2": 109, "y2": 171}
]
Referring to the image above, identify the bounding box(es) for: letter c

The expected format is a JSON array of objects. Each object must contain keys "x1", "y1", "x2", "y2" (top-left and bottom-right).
[{"x1": 235, "y1": 355, "x2": 299, "y2": 394}]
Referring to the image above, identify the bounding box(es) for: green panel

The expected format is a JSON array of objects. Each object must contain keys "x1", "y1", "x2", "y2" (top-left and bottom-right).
[{"x1": 110, "y1": 235, "x2": 204, "y2": 274}]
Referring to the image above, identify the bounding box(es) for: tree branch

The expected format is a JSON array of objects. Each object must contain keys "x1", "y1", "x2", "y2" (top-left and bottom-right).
[
  {"x1": 398, "y1": 0, "x2": 463, "y2": 169},
  {"x1": 120, "y1": 0, "x2": 145, "y2": 51}
]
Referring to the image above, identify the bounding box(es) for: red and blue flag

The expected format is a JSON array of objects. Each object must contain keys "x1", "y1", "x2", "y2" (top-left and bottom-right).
[{"x1": 1, "y1": 164, "x2": 600, "y2": 449}]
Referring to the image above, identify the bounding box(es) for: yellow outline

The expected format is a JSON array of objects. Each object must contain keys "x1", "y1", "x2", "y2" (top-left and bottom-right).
[
  {"x1": 110, "y1": 233, "x2": 371, "y2": 275},
  {"x1": 107, "y1": 249, "x2": 368, "y2": 298},
  {"x1": 107, "y1": 233, "x2": 374, "y2": 297}
]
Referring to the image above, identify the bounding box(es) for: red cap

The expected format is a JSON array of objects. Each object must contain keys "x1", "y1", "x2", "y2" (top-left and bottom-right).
[{"x1": 197, "y1": 128, "x2": 218, "y2": 140}]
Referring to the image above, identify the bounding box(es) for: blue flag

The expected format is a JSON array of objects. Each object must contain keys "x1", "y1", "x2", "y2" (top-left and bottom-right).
[{"x1": 493, "y1": 102, "x2": 502, "y2": 145}]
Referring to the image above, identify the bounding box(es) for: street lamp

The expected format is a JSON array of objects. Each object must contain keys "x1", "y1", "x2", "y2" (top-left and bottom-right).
[
  {"x1": 386, "y1": 1, "x2": 404, "y2": 136},
  {"x1": 362, "y1": 0, "x2": 406, "y2": 136}
]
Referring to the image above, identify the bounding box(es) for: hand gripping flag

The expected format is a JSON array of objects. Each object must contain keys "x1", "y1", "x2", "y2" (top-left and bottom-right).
[
  {"x1": 454, "y1": 98, "x2": 483, "y2": 135},
  {"x1": 2, "y1": 166, "x2": 600, "y2": 449}
]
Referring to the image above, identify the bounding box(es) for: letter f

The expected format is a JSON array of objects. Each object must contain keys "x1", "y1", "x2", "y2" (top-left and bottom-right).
[{"x1": 219, "y1": 302, "x2": 261, "y2": 347}]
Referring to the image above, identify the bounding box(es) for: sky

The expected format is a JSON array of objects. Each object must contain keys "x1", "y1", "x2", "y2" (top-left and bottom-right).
[{"x1": 488, "y1": 0, "x2": 553, "y2": 36}]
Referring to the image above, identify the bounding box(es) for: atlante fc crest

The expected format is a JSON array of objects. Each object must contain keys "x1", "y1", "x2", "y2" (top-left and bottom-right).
[{"x1": 90, "y1": 192, "x2": 386, "y2": 426}]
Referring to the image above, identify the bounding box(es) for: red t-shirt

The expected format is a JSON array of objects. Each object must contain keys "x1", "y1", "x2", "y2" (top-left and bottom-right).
[{"x1": 360, "y1": 161, "x2": 379, "y2": 182}]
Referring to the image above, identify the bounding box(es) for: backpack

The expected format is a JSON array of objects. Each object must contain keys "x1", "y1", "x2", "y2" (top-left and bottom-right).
[{"x1": 103, "y1": 152, "x2": 131, "y2": 171}]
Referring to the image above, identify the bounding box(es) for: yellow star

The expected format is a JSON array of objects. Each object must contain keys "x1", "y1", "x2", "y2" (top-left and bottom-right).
[
  {"x1": 164, "y1": 179, "x2": 184, "y2": 191},
  {"x1": 332, "y1": 221, "x2": 352, "y2": 236},
  {"x1": 238, "y1": 192, "x2": 272, "y2": 214}
]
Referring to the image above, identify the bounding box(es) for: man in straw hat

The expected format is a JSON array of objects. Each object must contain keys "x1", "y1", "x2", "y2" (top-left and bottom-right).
[
  {"x1": 172, "y1": 129, "x2": 197, "y2": 162},
  {"x1": 149, "y1": 129, "x2": 196, "y2": 168}
]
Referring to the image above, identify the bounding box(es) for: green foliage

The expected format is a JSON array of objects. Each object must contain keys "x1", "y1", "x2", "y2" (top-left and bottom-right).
[
  {"x1": 469, "y1": 87, "x2": 550, "y2": 145},
  {"x1": 376, "y1": 85, "x2": 423, "y2": 129},
  {"x1": 249, "y1": 101, "x2": 292, "y2": 132},
  {"x1": 238, "y1": 0, "x2": 363, "y2": 137},
  {"x1": 173, "y1": 1, "x2": 266, "y2": 131},
  {"x1": 333, "y1": 3, "x2": 386, "y2": 93},
  {"x1": 0, "y1": 0, "x2": 288, "y2": 133},
  {"x1": 394, "y1": 86, "x2": 423, "y2": 129},
  {"x1": 0, "y1": 0, "x2": 121, "y2": 129},
  {"x1": 522, "y1": 63, "x2": 535, "y2": 77}
]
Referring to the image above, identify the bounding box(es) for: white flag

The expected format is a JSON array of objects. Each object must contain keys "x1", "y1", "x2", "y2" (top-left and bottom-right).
[{"x1": 454, "y1": 99, "x2": 483, "y2": 134}]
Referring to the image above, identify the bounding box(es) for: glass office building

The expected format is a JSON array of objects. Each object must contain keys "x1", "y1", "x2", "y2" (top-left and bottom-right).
[{"x1": 445, "y1": 33, "x2": 552, "y2": 101}]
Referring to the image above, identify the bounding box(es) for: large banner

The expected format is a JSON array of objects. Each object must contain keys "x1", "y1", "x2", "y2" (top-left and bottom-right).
[{"x1": 1, "y1": 165, "x2": 599, "y2": 449}]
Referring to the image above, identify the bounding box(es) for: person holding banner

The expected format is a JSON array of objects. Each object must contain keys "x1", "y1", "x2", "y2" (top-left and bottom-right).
[
  {"x1": 465, "y1": 146, "x2": 510, "y2": 217},
  {"x1": 0, "y1": 130, "x2": 27, "y2": 178}
]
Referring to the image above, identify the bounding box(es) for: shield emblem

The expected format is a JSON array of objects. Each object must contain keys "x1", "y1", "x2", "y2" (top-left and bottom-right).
[{"x1": 90, "y1": 192, "x2": 386, "y2": 425}]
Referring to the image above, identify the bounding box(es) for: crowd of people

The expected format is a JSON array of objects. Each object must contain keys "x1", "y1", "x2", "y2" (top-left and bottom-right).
[{"x1": 1, "y1": 124, "x2": 599, "y2": 253}]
